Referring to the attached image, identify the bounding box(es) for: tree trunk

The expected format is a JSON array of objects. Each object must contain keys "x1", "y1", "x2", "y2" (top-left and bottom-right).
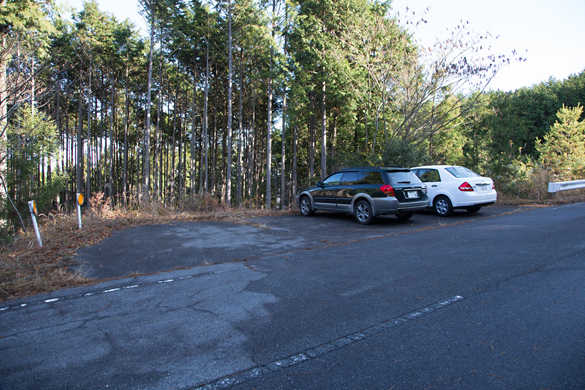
[
  {"x1": 191, "y1": 105, "x2": 196, "y2": 197},
  {"x1": 292, "y1": 124, "x2": 297, "y2": 198},
  {"x1": 180, "y1": 107, "x2": 185, "y2": 199},
  {"x1": 267, "y1": 60, "x2": 273, "y2": 209},
  {"x1": 123, "y1": 67, "x2": 129, "y2": 205},
  {"x1": 109, "y1": 78, "x2": 115, "y2": 209},
  {"x1": 203, "y1": 34, "x2": 210, "y2": 193},
  {"x1": 320, "y1": 80, "x2": 327, "y2": 181},
  {"x1": 237, "y1": 50, "x2": 243, "y2": 206},
  {"x1": 266, "y1": 0, "x2": 277, "y2": 209},
  {"x1": 309, "y1": 93, "x2": 315, "y2": 180},
  {"x1": 76, "y1": 93, "x2": 83, "y2": 196},
  {"x1": 143, "y1": 12, "x2": 156, "y2": 202},
  {"x1": 331, "y1": 113, "x2": 337, "y2": 171},
  {"x1": 178, "y1": 102, "x2": 184, "y2": 200},
  {"x1": 248, "y1": 85, "x2": 255, "y2": 200},
  {"x1": 211, "y1": 88, "x2": 217, "y2": 195},
  {"x1": 191, "y1": 61, "x2": 198, "y2": 196},
  {"x1": 171, "y1": 89, "x2": 177, "y2": 201},
  {"x1": 281, "y1": 79, "x2": 287, "y2": 209},
  {"x1": 86, "y1": 60, "x2": 92, "y2": 205},
  {"x1": 0, "y1": 0, "x2": 7, "y2": 210},
  {"x1": 226, "y1": 0, "x2": 233, "y2": 206},
  {"x1": 154, "y1": 30, "x2": 163, "y2": 201}
]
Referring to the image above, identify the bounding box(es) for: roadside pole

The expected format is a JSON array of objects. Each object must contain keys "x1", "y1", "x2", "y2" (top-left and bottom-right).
[
  {"x1": 28, "y1": 200, "x2": 42, "y2": 247},
  {"x1": 77, "y1": 193, "x2": 84, "y2": 229}
]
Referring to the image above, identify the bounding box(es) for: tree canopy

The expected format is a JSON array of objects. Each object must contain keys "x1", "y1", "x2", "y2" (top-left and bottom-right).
[{"x1": 0, "y1": 0, "x2": 583, "y2": 234}]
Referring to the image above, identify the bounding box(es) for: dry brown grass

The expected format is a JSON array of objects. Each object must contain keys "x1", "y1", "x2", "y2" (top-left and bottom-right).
[
  {"x1": 0, "y1": 193, "x2": 292, "y2": 302},
  {"x1": 497, "y1": 187, "x2": 585, "y2": 207}
]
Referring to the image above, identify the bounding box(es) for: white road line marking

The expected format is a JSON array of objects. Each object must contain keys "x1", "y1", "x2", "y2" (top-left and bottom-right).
[{"x1": 193, "y1": 295, "x2": 465, "y2": 390}]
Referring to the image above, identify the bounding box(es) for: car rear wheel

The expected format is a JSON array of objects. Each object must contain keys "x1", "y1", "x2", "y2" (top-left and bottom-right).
[
  {"x1": 299, "y1": 196, "x2": 315, "y2": 216},
  {"x1": 396, "y1": 211, "x2": 414, "y2": 221},
  {"x1": 434, "y1": 196, "x2": 453, "y2": 217},
  {"x1": 355, "y1": 200, "x2": 373, "y2": 225},
  {"x1": 466, "y1": 206, "x2": 481, "y2": 213}
]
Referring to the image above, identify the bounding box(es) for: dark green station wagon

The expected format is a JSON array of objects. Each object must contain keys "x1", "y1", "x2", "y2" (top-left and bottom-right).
[{"x1": 296, "y1": 167, "x2": 430, "y2": 225}]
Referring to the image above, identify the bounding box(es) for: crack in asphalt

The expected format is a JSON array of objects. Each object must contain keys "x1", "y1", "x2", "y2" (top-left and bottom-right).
[
  {"x1": 189, "y1": 295, "x2": 465, "y2": 390},
  {"x1": 489, "y1": 246, "x2": 585, "y2": 294}
]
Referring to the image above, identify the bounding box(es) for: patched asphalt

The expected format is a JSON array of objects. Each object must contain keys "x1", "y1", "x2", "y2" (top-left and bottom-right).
[{"x1": 72, "y1": 206, "x2": 526, "y2": 279}]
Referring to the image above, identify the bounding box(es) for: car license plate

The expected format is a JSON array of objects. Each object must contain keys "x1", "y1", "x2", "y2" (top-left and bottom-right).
[{"x1": 406, "y1": 191, "x2": 418, "y2": 199}]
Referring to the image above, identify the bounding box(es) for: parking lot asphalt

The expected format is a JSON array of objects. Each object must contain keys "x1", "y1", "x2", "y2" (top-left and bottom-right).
[
  {"x1": 72, "y1": 206, "x2": 528, "y2": 279},
  {"x1": 1, "y1": 203, "x2": 584, "y2": 390}
]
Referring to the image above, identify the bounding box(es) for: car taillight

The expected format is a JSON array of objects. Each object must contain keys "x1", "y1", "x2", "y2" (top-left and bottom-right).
[
  {"x1": 422, "y1": 184, "x2": 427, "y2": 194},
  {"x1": 380, "y1": 184, "x2": 395, "y2": 196},
  {"x1": 458, "y1": 182, "x2": 474, "y2": 192}
]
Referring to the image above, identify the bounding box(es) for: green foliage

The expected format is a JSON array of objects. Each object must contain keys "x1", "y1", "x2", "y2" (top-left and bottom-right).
[
  {"x1": 329, "y1": 139, "x2": 430, "y2": 169},
  {"x1": 536, "y1": 104, "x2": 585, "y2": 181},
  {"x1": 480, "y1": 72, "x2": 585, "y2": 166},
  {"x1": 427, "y1": 128, "x2": 468, "y2": 166},
  {"x1": 0, "y1": 0, "x2": 55, "y2": 36},
  {"x1": 492, "y1": 156, "x2": 549, "y2": 200},
  {"x1": 329, "y1": 149, "x2": 369, "y2": 171},
  {"x1": 377, "y1": 139, "x2": 431, "y2": 168},
  {"x1": 3, "y1": 105, "x2": 63, "y2": 226}
]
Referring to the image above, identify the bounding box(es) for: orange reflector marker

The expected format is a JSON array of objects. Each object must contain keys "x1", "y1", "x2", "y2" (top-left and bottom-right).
[{"x1": 77, "y1": 193, "x2": 84, "y2": 206}]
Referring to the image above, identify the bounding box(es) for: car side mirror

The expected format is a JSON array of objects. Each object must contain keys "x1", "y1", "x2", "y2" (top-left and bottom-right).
[{"x1": 316, "y1": 181, "x2": 322, "y2": 187}]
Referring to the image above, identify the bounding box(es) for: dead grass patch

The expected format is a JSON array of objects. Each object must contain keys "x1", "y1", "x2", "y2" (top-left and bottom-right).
[
  {"x1": 0, "y1": 196, "x2": 292, "y2": 302},
  {"x1": 497, "y1": 187, "x2": 585, "y2": 207}
]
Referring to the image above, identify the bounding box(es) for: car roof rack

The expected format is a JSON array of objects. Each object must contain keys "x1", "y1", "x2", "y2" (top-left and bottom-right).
[{"x1": 340, "y1": 166, "x2": 405, "y2": 170}]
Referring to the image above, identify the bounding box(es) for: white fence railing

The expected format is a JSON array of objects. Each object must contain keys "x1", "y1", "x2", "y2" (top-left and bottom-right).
[{"x1": 548, "y1": 179, "x2": 585, "y2": 193}]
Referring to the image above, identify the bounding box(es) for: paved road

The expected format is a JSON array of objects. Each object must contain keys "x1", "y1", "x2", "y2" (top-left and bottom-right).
[{"x1": 1, "y1": 204, "x2": 584, "y2": 389}]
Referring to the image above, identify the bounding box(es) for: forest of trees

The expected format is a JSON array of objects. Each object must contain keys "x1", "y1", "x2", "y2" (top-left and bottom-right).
[{"x1": 1, "y1": 0, "x2": 584, "y2": 234}]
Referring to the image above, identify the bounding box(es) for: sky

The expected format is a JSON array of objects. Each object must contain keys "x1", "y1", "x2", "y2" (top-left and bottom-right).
[
  {"x1": 391, "y1": 0, "x2": 585, "y2": 91},
  {"x1": 59, "y1": 0, "x2": 585, "y2": 92}
]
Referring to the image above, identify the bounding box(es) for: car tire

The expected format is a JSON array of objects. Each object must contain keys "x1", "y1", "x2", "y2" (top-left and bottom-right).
[
  {"x1": 466, "y1": 206, "x2": 481, "y2": 213},
  {"x1": 299, "y1": 196, "x2": 315, "y2": 216},
  {"x1": 355, "y1": 200, "x2": 374, "y2": 225},
  {"x1": 434, "y1": 196, "x2": 453, "y2": 217},
  {"x1": 396, "y1": 211, "x2": 414, "y2": 221}
]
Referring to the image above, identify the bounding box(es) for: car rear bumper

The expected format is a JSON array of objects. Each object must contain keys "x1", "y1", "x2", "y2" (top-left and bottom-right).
[
  {"x1": 451, "y1": 192, "x2": 497, "y2": 208},
  {"x1": 372, "y1": 197, "x2": 430, "y2": 216}
]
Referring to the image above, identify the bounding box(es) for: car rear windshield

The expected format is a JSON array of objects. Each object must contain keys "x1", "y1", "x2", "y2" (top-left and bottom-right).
[
  {"x1": 384, "y1": 171, "x2": 422, "y2": 184},
  {"x1": 445, "y1": 166, "x2": 480, "y2": 178}
]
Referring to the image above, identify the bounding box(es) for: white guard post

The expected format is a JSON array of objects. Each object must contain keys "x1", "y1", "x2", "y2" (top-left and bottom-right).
[
  {"x1": 77, "y1": 193, "x2": 84, "y2": 229},
  {"x1": 28, "y1": 200, "x2": 43, "y2": 247}
]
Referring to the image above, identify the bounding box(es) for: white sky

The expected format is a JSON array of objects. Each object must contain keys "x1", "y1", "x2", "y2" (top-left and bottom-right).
[
  {"x1": 59, "y1": 0, "x2": 585, "y2": 92},
  {"x1": 391, "y1": 0, "x2": 585, "y2": 91}
]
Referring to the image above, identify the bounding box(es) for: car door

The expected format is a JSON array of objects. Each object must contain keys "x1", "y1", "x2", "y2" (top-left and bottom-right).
[
  {"x1": 336, "y1": 171, "x2": 359, "y2": 211},
  {"x1": 414, "y1": 168, "x2": 441, "y2": 204},
  {"x1": 312, "y1": 172, "x2": 344, "y2": 210}
]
